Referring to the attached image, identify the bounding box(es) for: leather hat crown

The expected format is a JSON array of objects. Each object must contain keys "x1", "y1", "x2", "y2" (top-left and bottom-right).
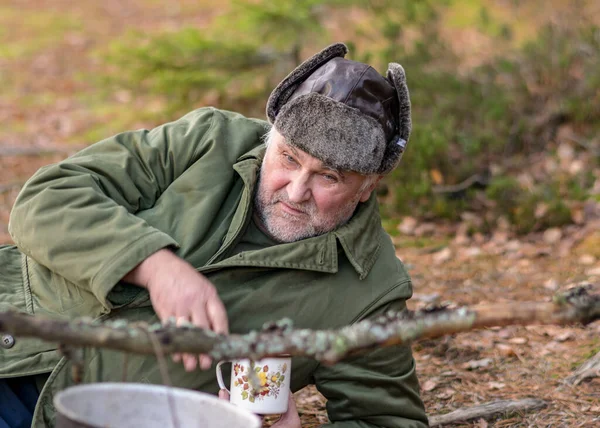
[{"x1": 266, "y1": 43, "x2": 411, "y2": 175}]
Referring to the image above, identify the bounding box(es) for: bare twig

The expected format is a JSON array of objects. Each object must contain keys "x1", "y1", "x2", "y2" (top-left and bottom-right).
[
  {"x1": 428, "y1": 399, "x2": 548, "y2": 426},
  {"x1": 58, "y1": 344, "x2": 84, "y2": 384},
  {"x1": 0, "y1": 287, "x2": 598, "y2": 364},
  {"x1": 431, "y1": 172, "x2": 490, "y2": 195}
]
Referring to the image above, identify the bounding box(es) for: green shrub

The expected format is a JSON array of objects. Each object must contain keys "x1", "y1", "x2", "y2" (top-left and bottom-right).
[
  {"x1": 485, "y1": 177, "x2": 575, "y2": 234},
  {"x1": 96, "y1": 1, "x2": 598, "y2": 233},
  {"x1": 486, "y1": 177, "x2": 523, "y2": 205},
  {"x1": 101, "y1": 31, "x2": 277, "y2": 115}
]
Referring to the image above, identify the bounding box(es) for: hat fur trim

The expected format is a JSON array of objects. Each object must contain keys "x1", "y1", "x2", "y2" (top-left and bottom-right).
[
  {"x1": 266, "y1": 43, "x2": 348, "y2": 123},
  {"x1": 381, "y1": 63, "x2": 412, "y2": 173},
  {"x1": 274, "y1": 93, "x2": 387, "y2": 175}
]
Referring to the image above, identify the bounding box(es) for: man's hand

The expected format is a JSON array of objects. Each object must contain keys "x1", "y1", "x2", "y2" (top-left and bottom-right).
[
  {"x1": 123, "y1": 249, "x2": 229, "y2": 371},
  {"x1": 271, "y1": 394, "x2": 302, "y2": 428},
  {"x1": 218, "y1": 389, "x2": 302, "y2": 428}
]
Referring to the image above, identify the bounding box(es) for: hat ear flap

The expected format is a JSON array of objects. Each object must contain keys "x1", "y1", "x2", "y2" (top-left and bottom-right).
[
  {"x1": 386, "y1": 63, "x2": 412, "y2": 144},
  {"x1": 266, "y1": 43, "x2": 348, "y2": 124},
  {"x1": 375, "y1": 63, "x2": 412, "y2": 174}
]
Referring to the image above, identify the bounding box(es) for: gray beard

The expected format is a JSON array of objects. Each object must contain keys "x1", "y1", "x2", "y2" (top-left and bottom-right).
[{"x1": 252, "y1": 171, "x2": 358, "y2": 243}]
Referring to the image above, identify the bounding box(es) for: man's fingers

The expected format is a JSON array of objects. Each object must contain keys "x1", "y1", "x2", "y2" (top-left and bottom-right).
[
  {"x1": 174, "y1": 316, "x2": 199, "y2": 371},
  {"x1": 171, "y1": 316, "x2": 189, "y2": 365},
  {"x1": 280, "y1": 393, "x2": 298, "y2": 419},
  {"x1": 206, "y1": 295, "x2": 229, "y2": 335},
  {"x1": 190, "y1": 309, "x2": 213, "y2": 371},
  {"x1": 218, "y1": 388, "x2": 230, "y2": 401},
  {"x1": 272, "y1": 392, "x2": 301, "y2": 428},
  {"x1": 183, "y1": 353, "x2": 198, "y2": 371},
  {"x1": 287, "y1": 393, "x2": 297, "y2": 409},
  {"x1": 199, "y1": 354, "x2": 212, "y2": 371},
  {"x1": 171, "y1": 320, "x2": 181, "y2": 363}
]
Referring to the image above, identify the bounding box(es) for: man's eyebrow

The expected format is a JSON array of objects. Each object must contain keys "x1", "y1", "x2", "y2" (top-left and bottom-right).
[
  {"x1": 288, "y1": 145, "x2": 299, "y2": 156},
  {"x1": 324, "y1": 165, "x2": 343, "y2": 175},
  {"x1": 321, "y1": 164, "x2": 346, "y2": 181},
  {"x1": 284, "y1": 143, "x2": 345, "y2": 179}
]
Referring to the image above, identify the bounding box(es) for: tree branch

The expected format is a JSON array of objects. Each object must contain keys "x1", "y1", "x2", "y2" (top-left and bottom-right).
[
  {"x1": 428, "y1": 399, "x2": 548, "y2": 426},
  {"x1": 431, "y1": 172, "x2": 490, "y2": 195},
  {"x1": 0, "y1": 286, "x2": 598, "y2": 364}
]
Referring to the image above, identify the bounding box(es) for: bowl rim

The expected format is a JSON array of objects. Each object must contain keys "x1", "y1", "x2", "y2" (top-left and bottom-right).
[{"x1": 53, "y1": 382, "x2": 261, "y2": 428}]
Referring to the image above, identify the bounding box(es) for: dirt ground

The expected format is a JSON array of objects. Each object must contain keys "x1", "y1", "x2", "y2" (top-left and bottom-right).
[{"x1": 1, "y1": 1, "x2": 599, "y2": 426}]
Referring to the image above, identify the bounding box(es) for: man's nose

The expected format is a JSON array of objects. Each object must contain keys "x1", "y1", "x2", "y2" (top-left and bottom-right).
[{"x1": 286, "y1": 174, "x2": 311, "y2": 203}]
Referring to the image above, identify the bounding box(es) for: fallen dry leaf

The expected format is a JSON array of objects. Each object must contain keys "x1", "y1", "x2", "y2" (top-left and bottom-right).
[
  {"x1": 586, "y1": 266, "x2": 600, "y2": 276},
  {"x1": 543, "y1": 228, "x2": 563, "y2": 244},
  {"x1": 430, "y1": 169, "x2": 444, "y2": 185},
  {"x1": 495, "y1": 343, "x2": 517, "y2": 357},
  {"x1": 463, "y1": 358, "x2": 493, "y2": 370},
  {"x1": 579, "y1": 254, "x2": 596, "y2": 265},
  {"x1": 488, "y1": 381, "x2": 506, "y2": 389},
  {"x1": 422, "y1": 379, "x2": 439, "y2": 392},
  {"x1": 398, "y1": 216, "x2": 417, "y2": 235},
  {"x1": 435, "y1": 388, "x2": 455, "y2": 400},
  {"x1": 497, "y1": 328, "x2": 513, "y2": 339},
  {"x1": 414, "y1": 223, "x2": 436, "y2": 237},
  {"x1": 544, "y1": 278, "x2": 559, "y2": 290},
  {"x1": 554, "y1": 331, "x2": 575, "y2": 342},
  {"x1": 535, "y1": 202, "x2": 548, "y2": 219},
  {"x1": 433, "y1": 247, "x2": 452, "y2": 264}
]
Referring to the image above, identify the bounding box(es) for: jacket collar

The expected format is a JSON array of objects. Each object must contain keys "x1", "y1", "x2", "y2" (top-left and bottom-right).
[{"x1": 211, "y1": 145, "x2": 381, "y2": 279}]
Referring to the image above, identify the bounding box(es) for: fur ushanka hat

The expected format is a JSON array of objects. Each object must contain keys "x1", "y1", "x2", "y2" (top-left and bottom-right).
[{"x1": 266, "y1": 43, "x2": 411, "y2": 175}]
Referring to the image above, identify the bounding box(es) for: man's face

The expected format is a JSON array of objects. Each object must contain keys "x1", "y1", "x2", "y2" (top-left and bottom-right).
[{"x1": 254, "y1": 129, "x2": 380, "y2": 243}]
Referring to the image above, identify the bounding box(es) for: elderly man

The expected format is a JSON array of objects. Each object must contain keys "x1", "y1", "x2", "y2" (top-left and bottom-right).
[{"x1": 0, "y1": 43, "x2": 428, "y2": 427}]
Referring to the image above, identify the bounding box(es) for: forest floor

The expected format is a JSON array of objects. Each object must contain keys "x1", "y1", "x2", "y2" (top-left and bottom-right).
[
  {"x1": 1, "y1": 1, "x2": 599, "y2": 426},
  {"x1": 288, "y1": 224, "x2": 600, "y2": 427}
]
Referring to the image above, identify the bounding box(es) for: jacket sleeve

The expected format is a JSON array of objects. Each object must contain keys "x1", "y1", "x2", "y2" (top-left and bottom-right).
[
  {"x1": 313, "y1": 292, "x2": 429, "y2": 428},
  {"x1": 8, "y1": 108, "x2": 217, "y2": 310}
]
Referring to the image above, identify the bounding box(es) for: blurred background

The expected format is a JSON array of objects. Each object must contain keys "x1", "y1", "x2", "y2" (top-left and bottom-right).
[
  {"x1": 1, "y1": 0, "x2": 599, "y2": 242},
  {"x1": 2, "y1": 1, "x2": 600, "y2": 425}
]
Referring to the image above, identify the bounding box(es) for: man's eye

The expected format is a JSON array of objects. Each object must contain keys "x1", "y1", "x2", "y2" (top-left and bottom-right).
[
  {"x1": 322, "y1": 174, "x2": 337, "y2": 182},
  {"x1": 284, "y1": 154, "x2": 296, "y2": 164}
]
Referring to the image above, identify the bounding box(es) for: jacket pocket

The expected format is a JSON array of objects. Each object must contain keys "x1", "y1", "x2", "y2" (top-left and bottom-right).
[
  {"x1": 0, "y1": 249, "x2": 60, "y2": 376},
  {"x1": 24, "y1": 257, "x2": 90, "y2": 316}
]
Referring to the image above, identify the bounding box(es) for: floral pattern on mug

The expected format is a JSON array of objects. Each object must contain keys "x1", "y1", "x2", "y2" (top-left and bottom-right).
[{"x1": 233, "y1": 363, "x2": 288, "y2": 403}]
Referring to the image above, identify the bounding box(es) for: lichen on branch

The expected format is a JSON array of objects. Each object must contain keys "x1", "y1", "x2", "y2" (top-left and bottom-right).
[{"x1": 0, "y1": 286, "x2": 598, "y2": 364}]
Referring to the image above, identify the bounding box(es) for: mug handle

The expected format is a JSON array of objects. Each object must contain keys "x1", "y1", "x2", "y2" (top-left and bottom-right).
[{"x1": 216, "y1": 361, "x2": 230, "y2": 394}]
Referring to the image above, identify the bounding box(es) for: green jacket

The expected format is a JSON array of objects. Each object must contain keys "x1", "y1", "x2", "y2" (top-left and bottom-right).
[{"x1": 1, "y1": 108, "x2": 428, "y2": 427}]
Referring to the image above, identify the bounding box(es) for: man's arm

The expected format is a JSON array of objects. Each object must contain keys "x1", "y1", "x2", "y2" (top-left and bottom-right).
[
  {"x1": 313, "y1": 298, "x2": 429, "y2": 428},
  {"x1": 123, "y1": 248, "x2": 228, "y2": 370},
  {"x1": 9, "y1": 108, "x2": 233, "y2": 371},
  {"x1": 8, "y1": 108, "x2": 217, "y2": 310}
]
